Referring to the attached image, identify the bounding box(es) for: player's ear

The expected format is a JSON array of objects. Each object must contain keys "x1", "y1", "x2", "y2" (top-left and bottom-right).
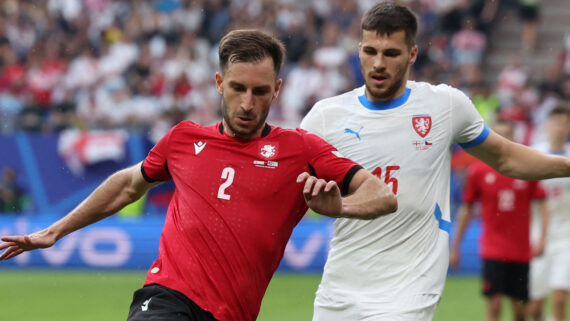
[
  {"x1": 409, "y1": 45, "x2": 418, "y2": 65},
  {"x1": 215, "y1": 72, "x2": 223, "y2": 95},
  {"x1": 273, "y1": 78, "x2": 282, "y2": 100}
]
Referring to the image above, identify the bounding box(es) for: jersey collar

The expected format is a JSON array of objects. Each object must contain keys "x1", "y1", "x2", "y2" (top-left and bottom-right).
[
  {"x1": 358, "y1": 88, "x2": 411, "y2": 110},
  {"x1": 218, "y1": 122, "x2": 272, "y2": 138}
]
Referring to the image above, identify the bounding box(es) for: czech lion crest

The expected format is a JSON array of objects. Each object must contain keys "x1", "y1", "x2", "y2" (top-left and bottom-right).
[{"x1": 412, "y1": 115, "x2": 432, "y2": 138}]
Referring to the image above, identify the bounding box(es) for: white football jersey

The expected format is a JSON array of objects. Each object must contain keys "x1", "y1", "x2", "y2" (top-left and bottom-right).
[
  {"x1": 531, "y1": 142, "x2": 570, "y2": 242},
  {"x1": 300, "y1": 81, "x2": 487, "y2": 305}
]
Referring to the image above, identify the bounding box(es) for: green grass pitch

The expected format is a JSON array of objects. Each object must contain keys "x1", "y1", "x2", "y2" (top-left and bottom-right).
[{"x1": 0, "y1": 271, "x2": 564, "y2": 320}]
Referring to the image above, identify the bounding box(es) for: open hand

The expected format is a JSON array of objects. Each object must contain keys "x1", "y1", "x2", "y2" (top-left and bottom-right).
[{"x1": 0, "y1": 229, "x2": 57, "y2": 261}]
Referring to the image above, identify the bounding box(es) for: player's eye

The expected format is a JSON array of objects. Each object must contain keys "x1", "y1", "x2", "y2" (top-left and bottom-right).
[
  {"x1": 384, "y1": 50, "x2": 401, "y2": 57},
  {"x1": 362, "y1": 47, "x2": 376, "y2": 55},
  {"x1": 253, "y1": 88, "x2": 270, "y2": 96}
]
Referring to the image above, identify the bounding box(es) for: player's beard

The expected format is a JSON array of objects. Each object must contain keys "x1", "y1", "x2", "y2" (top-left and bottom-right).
[
  {"x1": 364, "y1": 60, "x2": 410, "y2": 101},
  {"x1": 221, "y1": 97, "x2": 268, "y2": 139}
]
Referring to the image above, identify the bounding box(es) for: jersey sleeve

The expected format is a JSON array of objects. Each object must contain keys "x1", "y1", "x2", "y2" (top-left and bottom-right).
[
  {"x1": 462, "y1": 165, "x2": 480, "y2": 204},
  {"x1": 141, "y1": 126, "x2": 175, "y2": 182},
  {"x1": 448, "y1": 86, "x2": 490, "y2": 149},
  {"x1": 300, "y1": 129, "x2": 362, "y2": 196},
  {"x1": 299, "y1": 102, "x2": 326, "y2": 138}
]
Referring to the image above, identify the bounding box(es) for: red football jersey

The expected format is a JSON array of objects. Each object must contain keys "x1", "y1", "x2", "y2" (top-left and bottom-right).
[
  {"x1": 141, "y1": 121, "x2": 360, "y2": 321},
  {"x1": 462, "y1": 161, "x2": 546, "y2": 262}
]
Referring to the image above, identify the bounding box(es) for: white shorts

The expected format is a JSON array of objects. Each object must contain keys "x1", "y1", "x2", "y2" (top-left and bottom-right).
[
  {"x1": 313, "y1": 291, "x2": 440, "y2": 321},
  {"x1": 530, "y1": 240, "x2": 570, "y2": 299}
]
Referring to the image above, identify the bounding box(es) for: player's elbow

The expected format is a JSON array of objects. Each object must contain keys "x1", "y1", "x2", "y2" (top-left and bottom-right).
[
  {"x1": 359, "y1": 192, "x2": 397, "y2": 220},
  {"x1": 385, "y1": 193, "x2": 398, "y2": 214},
  {"x1": 377, "y1": 192, "x2": 398, "y2": 216}
]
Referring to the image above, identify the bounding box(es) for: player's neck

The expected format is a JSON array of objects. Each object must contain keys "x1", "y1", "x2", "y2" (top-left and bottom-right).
[{"x1": 220, "y1": 120, "x2": 270, "y2": 139}]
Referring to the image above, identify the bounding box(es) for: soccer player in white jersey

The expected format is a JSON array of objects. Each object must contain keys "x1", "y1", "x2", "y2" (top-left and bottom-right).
[
  {"x1": 529, "y1": 104, "x2": 570, "y2": 321},
  {"x1": 300, "y1": 2, "x2": 570, "y2": 320}
]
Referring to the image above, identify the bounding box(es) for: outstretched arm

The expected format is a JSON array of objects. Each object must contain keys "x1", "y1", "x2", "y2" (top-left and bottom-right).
[
  {"x1": 0, "y1": 162, "x2": 159, "y2": 260},
  {"x1": 449, "y1": 203, "x2": 475, "y2": 270},
  {"x1": 296, "y1": 169, "x2": 397, "y2": 220},
  {"x1": 465, "y1": 130, "x2": 570, "y2": 180}
]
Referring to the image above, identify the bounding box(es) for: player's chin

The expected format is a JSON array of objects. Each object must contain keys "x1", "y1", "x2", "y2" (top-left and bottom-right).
[{"x1": 232, "y1": 126, "x2": 257, "y2": 139}]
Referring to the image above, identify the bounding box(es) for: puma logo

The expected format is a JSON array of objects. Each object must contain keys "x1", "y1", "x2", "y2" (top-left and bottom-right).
[{"x1": 344, "y1": 126, "x2": 363, "y2": 141}]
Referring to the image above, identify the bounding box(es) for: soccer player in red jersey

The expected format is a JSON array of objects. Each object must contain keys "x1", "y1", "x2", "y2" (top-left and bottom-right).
[
  {"x1": 0, "y1": 29, "x2": 397, "y2": 321},
  {"x1": 450, "y1": 121, "x2": 549, "y2": 321}
]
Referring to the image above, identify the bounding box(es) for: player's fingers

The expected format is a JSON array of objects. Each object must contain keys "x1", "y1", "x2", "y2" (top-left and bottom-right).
[
  {"x1": 1, "y1": 235, "x2": 19, "y2": 243},
  {"x1": 323, "y1": 180, "x2": 338, "y2": 193},
  {"x1": 0, "y1": 241, "x2": 16, "y2": 251},
  {"x1": 302, "y1": 176, "x2": 318, "y2": 195},
  {"x1": 0, "y1": 245, "x2": 19, "y2": 260},
  {"x1": 2, "y1": 248, "x2": 24, "y2": 261},
  {"x1": 296, "y1": 172, "x2": 310, "y2": 183},
  {"x1": 311, "y1": 179, "x2": 328, "y2": 196},
  {"x1": 0, "y1": 240, "x2": 14, "y2": 251}
]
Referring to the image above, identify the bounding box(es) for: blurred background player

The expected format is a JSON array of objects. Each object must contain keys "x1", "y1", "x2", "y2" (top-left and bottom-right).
[
  {"x1": 450, "y1": 120, "x2": 549, "y2": 321},
  {"x1": 528, "y1": 104, "x2": 570, "y2": 321}
]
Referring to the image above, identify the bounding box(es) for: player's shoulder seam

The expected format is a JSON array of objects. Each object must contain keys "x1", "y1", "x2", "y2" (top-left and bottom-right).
[{"x1": 313, "y1": 89, "x2": 359, "y2": 109}]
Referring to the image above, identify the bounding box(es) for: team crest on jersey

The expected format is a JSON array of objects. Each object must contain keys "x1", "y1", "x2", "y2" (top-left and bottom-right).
[
  {"x1": 412, "y1": 115, "x2": 431, "y2": 138},
  {"x1": 260, "y1": 144, "x2": 277, "y2": 158}
]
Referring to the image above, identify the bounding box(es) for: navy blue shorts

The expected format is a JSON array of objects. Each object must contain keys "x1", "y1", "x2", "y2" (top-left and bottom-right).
[
  {"x1": 482, "y1": 259, "x2": 529, "y2": 301},
  {"x1": 127, "y1": 284, "x2": 217, "y2": 321}
]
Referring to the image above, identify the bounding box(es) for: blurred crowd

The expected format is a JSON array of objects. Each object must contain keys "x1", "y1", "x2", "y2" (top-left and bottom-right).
[{"x1": 0, "y1": 0, "x2": 568, "y2": 143}]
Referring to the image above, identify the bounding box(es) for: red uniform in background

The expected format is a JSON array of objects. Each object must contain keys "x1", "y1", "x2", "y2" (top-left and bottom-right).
[
  {"x1": 142, "y1": 121, "x2": 360, "y2": 321},
  {"x1": 462, "y1": 160, "x2": 546, "y2": 263}
]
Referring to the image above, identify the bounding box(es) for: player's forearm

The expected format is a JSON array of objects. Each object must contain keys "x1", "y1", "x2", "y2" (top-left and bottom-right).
[
  {"x1": 499, "y1": 143, "x2": 570, "y2": 180},
  {"x1": 340, "y1": 176, "x2": 397, "y2": 219},
  {"x1": 47, "y1": 167, "x2": 147, "y2": 241},
  {"x1": 450, "y1": 204, "x2": 473, "y2": 252}
]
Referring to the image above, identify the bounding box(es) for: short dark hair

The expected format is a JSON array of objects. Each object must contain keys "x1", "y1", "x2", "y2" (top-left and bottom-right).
[
  {"x1": 361, "y1": 1, "x2": 418, "y2": 48},
  {"x1": 549, "y1": 102, "x2": 570, "y2": 118},
  {"x1": 218, "y1": 29, "x2": 286, "y2": 77}
]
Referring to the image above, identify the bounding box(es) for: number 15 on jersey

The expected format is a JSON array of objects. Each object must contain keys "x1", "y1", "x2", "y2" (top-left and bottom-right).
[{"x1": 372, "y1": 165, "x2": 400, "y2": 195}]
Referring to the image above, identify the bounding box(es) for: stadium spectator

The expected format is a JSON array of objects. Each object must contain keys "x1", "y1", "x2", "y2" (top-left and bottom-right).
[
  {"x1": 496, "y1": 54, "x2": 529, "y2": 108},
  {"x1": 450, "y1": 120, "x2": 548, "y2": 321},
  {"x1": 0, "y1": 0, "x2": 485, "y2": 134},
  {"x1": 470, "y1": 81, "x2": 500, "y2": 124},
  {"x1": 0, "y1": 166, "x2": 26, "y2": 213},
  {"x1": 518, "y1": 0, "x2": 541, "y2": 54},
  {"x1": 0, "y1": 29, "x2": 397, "y2": 321},
  {"x1": 529, "y1": 104, "x2": 570, "y2": 321},
  {"x1": 300, "y1": 2, "x2": 570, "y2": 320},
  {"x1": 450, "y1": 16, "x2": 487, "y2": 84}
]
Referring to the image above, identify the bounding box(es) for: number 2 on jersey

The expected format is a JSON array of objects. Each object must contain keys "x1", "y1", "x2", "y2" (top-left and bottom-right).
[
  {"x1": 217, "y1": 167, "x2": 235, "y2": 200},
  {"x1": 372, "y1": 165, "x2": 400, "y2": 194}
]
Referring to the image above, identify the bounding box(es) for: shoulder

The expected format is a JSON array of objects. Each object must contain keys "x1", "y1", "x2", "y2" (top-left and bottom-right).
[
  {"x1": 312, "y1": 86, "x2": 363, "y2": 111},
  {"x1": 271, "y1": 126, "x2": 313, "y2": 140},
  {"x1": 163, "y1": 121, "x2": 217, "y2": 142},
  {"x1": 273, "y1": 126, "x2": 328, "y2": 145},
  {"x1": 172, "y1": 121, "x2": 217, "y2": 133},
  {"x1": 407, "y1": 81, "x2": 469, "y2": 106},
  {"x1": 410, "y1": 81, "x2": 465, "y2": 96}
]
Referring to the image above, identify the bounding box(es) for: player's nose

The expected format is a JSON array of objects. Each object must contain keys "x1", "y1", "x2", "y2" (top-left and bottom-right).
[{"x1": 241, "y1": 90, "x2": 254, "y2": 111}]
